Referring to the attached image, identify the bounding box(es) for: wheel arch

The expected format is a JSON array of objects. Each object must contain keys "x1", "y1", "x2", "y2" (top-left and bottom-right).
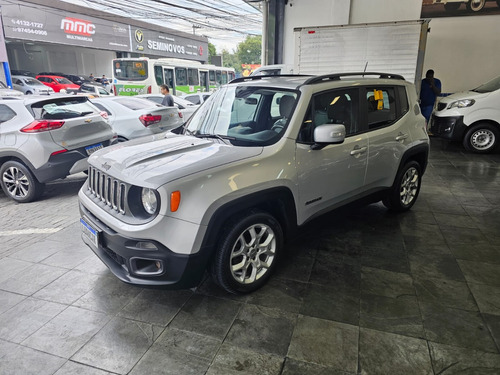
[
  {"x1": 464, "y1": 119, "x2": 500, "y2": 133},
  {"x1": 398, "y1": 143, "x2": 429, "y2": 176},
  {"x1": 199, "y1": 186, "x2": 298, "y2": 259},
  {"x1": 0, "y1": 153, "x2": 39, "y2": 179}
]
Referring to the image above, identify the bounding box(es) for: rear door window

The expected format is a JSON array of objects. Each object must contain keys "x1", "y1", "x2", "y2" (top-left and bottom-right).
[
  {"x1": 0, "y1": 104, "x2": 17, "y2": 123},
  {"x1": 365, "y1": 87, "x2": 397, "y2": 130}
]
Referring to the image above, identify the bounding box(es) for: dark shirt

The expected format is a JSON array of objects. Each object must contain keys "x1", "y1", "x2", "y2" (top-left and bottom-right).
[
  {"x1": 420, "y1": 78, "x2": 442, "y2": 107},
  {"x1": 162, "y1": 94, "x2": 174, "y2": 106}
]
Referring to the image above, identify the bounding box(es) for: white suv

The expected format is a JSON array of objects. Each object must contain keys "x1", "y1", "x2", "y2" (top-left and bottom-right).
[{"x1": 79, "y1": 73, "x2": 429, "y2": 294}]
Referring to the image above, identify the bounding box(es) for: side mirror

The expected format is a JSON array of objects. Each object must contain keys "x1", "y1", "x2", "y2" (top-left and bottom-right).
[{"x1": 312, "y1": 124, "x2": 346, "y2": 149}]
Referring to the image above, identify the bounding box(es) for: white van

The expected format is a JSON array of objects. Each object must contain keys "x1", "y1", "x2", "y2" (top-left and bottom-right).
[
  {"x1": 429, "y1": 75, "x2": 500, "y2": 153},
  {"x1": 250, "y1": 64, "x2": 294, "y2": 76}
]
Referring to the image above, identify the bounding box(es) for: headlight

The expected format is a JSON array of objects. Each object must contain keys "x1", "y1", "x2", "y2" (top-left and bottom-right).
[
  {"x1": 448, "y1": 99, "x2": 475, "y2": 109},
  {"x1": 141, "y1": 188, "x2": 159, "y2": 215}
]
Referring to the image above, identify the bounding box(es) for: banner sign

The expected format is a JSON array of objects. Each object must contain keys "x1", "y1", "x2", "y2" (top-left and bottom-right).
[{"x1": 0, "y1": 1, "x2": 208, "y2": 61}]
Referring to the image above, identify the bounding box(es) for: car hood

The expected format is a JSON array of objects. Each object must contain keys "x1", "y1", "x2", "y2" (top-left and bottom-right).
[
  {"x1": 89, "y1": 133, "x2": 263, "y2": 186},
  {"x1": 0, "y1": 89, "x2": 23, "y2": 96},
  {"x1": 438, "y1": 90, "x2": 488, "y2": 103}
]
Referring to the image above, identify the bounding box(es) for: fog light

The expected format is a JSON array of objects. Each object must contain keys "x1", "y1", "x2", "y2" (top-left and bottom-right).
[
  {"x1": 135, "y1": 241, "x2": 158, "y2": 250},
  {"x1": 130, "y1": 257, "x2": 164, "y2": 276}
]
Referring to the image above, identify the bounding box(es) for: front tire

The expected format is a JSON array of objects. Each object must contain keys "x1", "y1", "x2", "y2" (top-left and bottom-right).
[
  {"x1": 0, "y1": 161, "x2": 45, "y2": 203},
  {"x1": 463, "y1": 123, "x2": 499, "y2": 153},
  {"x1": 383, "y1": 161, "x2": 422, "y2": 212},
  {"x1": 466, "y1": 0, "x2": 486, "y2": 11},
  {"x1": 211, "y1": 210, "x2": 283, "y2": 294}
]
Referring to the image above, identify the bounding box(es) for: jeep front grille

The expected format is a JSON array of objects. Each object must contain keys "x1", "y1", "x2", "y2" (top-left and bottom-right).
[{"x1": 87, "y1": 166, "x2": 126, "y2": 214}]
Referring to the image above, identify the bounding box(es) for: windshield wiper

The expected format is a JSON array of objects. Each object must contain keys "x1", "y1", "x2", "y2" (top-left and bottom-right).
[
  {"x1": 196, "y1": 133, "x2": 236, "y2": 143},
  {"x1": 184, "y1": 127, "x2": 196, "y2": 136}
]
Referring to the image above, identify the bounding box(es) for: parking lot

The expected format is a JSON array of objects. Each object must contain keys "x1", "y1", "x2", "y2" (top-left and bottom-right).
[{"x1": 1, "y1": 138, "x2": 500, "y2": 374}]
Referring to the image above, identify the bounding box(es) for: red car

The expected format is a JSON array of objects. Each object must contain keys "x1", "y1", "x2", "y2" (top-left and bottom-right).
[{"x1": 36, "y1": 75, "x2": 80, "y2": 93}]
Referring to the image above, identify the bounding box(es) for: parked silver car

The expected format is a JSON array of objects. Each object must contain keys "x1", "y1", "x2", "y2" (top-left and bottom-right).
[
  {"x1": 79, "y1": 73, "x2": 429, "y2": 294},
  {"x1": 137, "y1": 94, "x2": 199, "y2": 120},
  {"x1": 0, "y1": 95, "x2": 114, "y2": 202},
  {"x1": 0, "y1": 81, "x2": 24, "y2": 97},
  {"x1": 74, "y1": 83, "x2": 111, "y2": 97},
  {"x1": 90, "y1": 97, "x2": 183, "y2": 142},
  {"x1": 12, "y1": 75, "x2": 54, "y2": 95},
  {"x1": 181, "y1": 92, "x2": 212, "y2": 105}
]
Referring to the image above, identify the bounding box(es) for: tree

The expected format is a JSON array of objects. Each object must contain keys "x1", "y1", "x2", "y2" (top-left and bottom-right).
[
  {"x1": 208, "y1": 42, "x2": 217, "y2": 64},
  {"x1": 236, "y1": 35, "x2": 262, "y2": 65},
  {"x1": 221, "y1": 49, "x2": 241, "y2": 75}
]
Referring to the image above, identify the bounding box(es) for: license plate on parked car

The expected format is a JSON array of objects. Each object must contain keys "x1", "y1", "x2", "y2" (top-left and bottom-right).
[
  {"x1": 80, "y1": 217, "x2": 99, "y2": 247},
  {"x1": 85, "y1": 143, "x2": 103, "y2": 156}
]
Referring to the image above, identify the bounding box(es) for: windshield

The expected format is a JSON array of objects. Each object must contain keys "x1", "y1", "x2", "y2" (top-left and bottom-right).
[
  {"x1": 113, "y1": 60, "x2": 148, "y2": 81},
  {"x1": 55, "y1": 77, "x2": 73, "y2": 84},
  {"x1": 473, "y1": 76, "x2": 500, "y2": 93},
  {"x1": 25, "y1": 78, "x2": 45, "y2": 86},
  {"x1": 185, "y1": 85, "x2": 299, "y2": 146}
]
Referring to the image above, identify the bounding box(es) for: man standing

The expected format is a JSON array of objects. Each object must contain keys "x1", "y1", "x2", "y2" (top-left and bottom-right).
[
  {"x1": 419, "y1": 69, "x2": 442, "y2": 125},
  {"x1": 160, "y1": 84, "x2": 175, "y2": 106}
]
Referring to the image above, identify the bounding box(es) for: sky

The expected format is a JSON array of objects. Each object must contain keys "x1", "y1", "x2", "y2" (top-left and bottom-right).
[{"x1": 59, "y1": 0, "x2": 263, "y2": 53}]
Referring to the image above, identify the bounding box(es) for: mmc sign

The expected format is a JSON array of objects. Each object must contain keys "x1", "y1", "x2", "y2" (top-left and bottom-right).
[{"x1": 60, "y1": 17, "x2": 96, "y2": 36}]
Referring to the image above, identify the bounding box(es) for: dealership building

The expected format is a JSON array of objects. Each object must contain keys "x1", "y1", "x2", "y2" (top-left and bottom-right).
[{"x1": 0, "y1": 0, "x2": 209, "y2": 81}]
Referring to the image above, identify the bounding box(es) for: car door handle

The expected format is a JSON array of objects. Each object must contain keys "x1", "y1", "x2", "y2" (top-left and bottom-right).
[
  {"x1": 350, "y1": 145, "x2": 367, "y2": 156},
  {"x1": 396, "y1": 133, "x2": 408, "y2": 141}
]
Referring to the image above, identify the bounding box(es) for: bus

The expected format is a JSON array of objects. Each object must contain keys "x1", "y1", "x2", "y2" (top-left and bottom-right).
[{"x1": 111, "y1": 57, "x2": 236, "y2": 96}]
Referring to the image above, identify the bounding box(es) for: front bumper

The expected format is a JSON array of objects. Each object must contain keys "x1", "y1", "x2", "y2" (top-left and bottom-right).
[
  {"x1": 79, "y1": 203, "x2": 209, "y2": 289},
  {"x1": 429, "y1": 115, "x2": 467, "y2": 142}
]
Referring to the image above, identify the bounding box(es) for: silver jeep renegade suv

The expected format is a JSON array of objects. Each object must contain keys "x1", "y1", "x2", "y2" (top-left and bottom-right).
[{"x1": 79, "y1": 73, "x2": 429, "y2": 294}]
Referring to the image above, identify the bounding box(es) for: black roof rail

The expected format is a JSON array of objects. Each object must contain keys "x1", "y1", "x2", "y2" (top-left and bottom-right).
[
  {"x1": 302, "y1": 72, "x2": 405, "y2": 85},
  {"x1": 229, "y1": 74, "x2": 311, "y2": 84}
]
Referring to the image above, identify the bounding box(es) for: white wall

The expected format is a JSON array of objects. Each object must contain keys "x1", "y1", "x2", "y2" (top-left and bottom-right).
[
  {"x1": 282, "y1": 0, "x2": 500, "y2": 93},
  {"x1": 283, "y1": 0, "x2": 350, "y2": 68},
  {"x1": 349, "y1": 0, "x2": 422, "y2": 23},
  {"x1": 7, "y1": 42, "x2": 115, "y2": 78},
  {"x1": 423, "y1": 15, "x2": 500, "y2": 93}
]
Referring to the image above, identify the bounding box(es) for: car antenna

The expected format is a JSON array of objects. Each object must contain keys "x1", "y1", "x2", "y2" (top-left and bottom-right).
[{"x1": 363, "y1": 62, "x2": 368, "y2": 77}]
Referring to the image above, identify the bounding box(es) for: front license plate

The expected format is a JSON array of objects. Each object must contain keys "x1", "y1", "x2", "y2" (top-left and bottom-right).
[
  {"x1": 80, "y1": 217, "x2": 99, "y2": 248},
  {"x1": 85, "y1": 143, "x2": 103, "y2": 156}
]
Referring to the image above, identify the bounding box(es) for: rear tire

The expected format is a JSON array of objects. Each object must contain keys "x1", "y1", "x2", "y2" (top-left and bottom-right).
[
  {"x1": 210, "y1": 210, "x2": 283, "y2": 294},
  {"x1": 463, "y1": 123, "x2": 499, "y2": 153},
  {"x1": 383, "y1": 161, "x2": 422, "y2": 212},
  {"x1": 0, "y1": 161, "x2": 45, "y2": 203},
  {"x1": 466, "y1": 0, "x2": 485, "y2": 11}
]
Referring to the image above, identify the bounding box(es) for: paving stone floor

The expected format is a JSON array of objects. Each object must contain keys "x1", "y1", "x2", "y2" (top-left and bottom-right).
[{"x1": 1, "y1": 138, "x2": 500, "y2": 374}]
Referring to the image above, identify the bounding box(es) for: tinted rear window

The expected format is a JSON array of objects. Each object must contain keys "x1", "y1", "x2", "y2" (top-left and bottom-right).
[
  {"x1": 31, "y1": 97, "x2": 98, "y2": 119},
  {"x1": 113, "y1": 97, "x2": 160, "y2": 110}
]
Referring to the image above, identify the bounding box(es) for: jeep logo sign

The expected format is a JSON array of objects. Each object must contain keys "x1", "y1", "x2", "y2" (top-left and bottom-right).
[{"x1": 61, "y1": 17, "x2": 96, "y2": 36}]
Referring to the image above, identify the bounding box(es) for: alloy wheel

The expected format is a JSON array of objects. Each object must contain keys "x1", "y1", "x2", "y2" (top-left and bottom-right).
[
  {"x1": 230, "y1": 223, "x2": 276, "y2": 284},
  {"x1": 2, "y1": 166, "x2": 31, "y2": 199},
  {"x1": 399, "y1": 167, "x2": 419, "y2": 206}
]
